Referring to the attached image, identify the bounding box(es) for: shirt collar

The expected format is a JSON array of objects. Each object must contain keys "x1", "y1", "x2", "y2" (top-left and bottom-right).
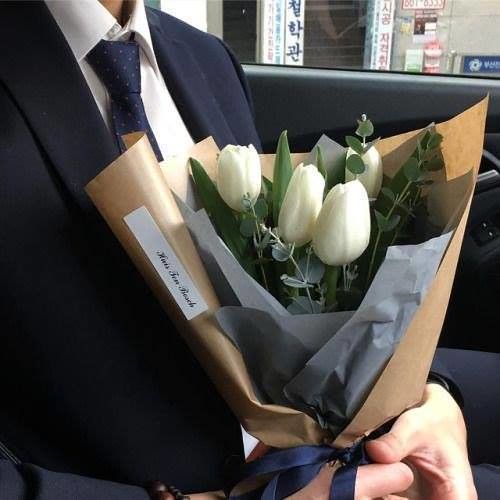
[{"x1": 46, "y1": 0, "x2": 160, "y2": 75}]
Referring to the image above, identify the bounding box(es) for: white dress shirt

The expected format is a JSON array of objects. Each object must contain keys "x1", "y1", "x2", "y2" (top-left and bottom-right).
[{"x1": 46, "y1": 0, "x2": 194, "y2": 158}]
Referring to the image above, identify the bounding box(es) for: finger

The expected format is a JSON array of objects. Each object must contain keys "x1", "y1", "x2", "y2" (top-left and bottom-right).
[
  {"x1": 366, "y1": 412, "x2": 423, "y2": 464},
  {"x1": 355, "y1": 462, "x2": 414, "y2": 499}
]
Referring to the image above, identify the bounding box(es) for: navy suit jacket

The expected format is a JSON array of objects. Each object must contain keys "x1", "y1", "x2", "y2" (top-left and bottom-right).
[
  {"x1": 0, "y1": 2, "x2": 459, "y2": 499},
  {"x1": 0, "y1": 2, "x2": 260, "y2": 498}
]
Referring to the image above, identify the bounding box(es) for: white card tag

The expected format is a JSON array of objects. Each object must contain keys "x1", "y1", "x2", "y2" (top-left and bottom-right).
[{"x1": 124, "y1": 206, "x2": 208, "y2": 320}]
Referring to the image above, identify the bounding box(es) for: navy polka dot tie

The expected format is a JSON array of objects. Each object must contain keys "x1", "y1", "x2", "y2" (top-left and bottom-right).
[{"x1": 86, "y1": 37, "x2": 164, "y2": 161}]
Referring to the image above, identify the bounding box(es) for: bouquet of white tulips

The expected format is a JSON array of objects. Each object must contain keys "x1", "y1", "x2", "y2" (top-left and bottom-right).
[
  {"x1": 190, "y1": 116, "x2": 443, "y2": 315},
  {"x1": 86, "y1": 98, "x2": 488, "y2": 498}
]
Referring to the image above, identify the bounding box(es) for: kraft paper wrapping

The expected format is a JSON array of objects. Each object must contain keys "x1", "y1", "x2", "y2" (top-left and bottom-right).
[
  {"x1": 86, "y1": 132, "x2": 329, "y2": 447},
  {"x1": 85, "y1": 97, "x2": 488, "y2": 448}
]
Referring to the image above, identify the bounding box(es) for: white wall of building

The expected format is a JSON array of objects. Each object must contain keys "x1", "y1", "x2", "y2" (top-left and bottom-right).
[{"x1": 390, "y1": 0, "x2": 500, "y2": 73}]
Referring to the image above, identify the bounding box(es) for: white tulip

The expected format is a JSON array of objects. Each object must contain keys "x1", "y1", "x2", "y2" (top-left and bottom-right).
[
  {"x1": 345, "y1": 146, "x2": 383, "y2": 199},
  {"x1": 216, "y1": 144, "x2": 262, "y2": 211},
  {"x1": 312, "y1": 180, "x2": 371, "y2": 266},
  {"x1": 278, "y1": 163, "x2": 325, "y2": 246}
]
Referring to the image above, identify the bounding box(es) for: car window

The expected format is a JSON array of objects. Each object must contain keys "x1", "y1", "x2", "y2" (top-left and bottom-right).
[{"x1": 152, "y1": 0, "x2": 500, "y2": 78}]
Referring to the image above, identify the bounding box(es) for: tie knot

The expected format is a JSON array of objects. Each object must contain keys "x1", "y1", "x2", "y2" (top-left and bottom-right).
[{"x1": 86, "y1": 38, "x2": 141, "y2": 96}]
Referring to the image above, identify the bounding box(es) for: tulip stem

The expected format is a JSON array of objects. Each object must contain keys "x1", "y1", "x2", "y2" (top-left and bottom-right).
[
  {"x1": 289, "y1": 253, "x2": 314, "y2": 313},
  {"x1": 366, "y1": 181, "x2": 412, "y2": 288},
  {"x1": 325, "y1": 266, "x2": 339, "y2": 308},
  {"x1": 250, "y1": 205, "x2": 270, "y2": 291},
  {"x1": 366, "y1": 230, "x2": 382, "y2": 289}
]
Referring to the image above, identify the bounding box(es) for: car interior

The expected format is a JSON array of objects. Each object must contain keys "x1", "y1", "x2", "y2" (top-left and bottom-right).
[{"x1": 243, "y1": 63, "x2": 500, "y2": 353}]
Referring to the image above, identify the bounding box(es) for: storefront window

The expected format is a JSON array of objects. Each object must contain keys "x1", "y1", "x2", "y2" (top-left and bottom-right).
[{"x1": 156, "y1": 0, "x2": 500, "y2": 77}]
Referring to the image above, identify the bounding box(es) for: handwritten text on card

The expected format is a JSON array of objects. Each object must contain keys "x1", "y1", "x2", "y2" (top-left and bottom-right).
[{"x1": 124, "y1": 206, "x2": 208, "y2": 320}]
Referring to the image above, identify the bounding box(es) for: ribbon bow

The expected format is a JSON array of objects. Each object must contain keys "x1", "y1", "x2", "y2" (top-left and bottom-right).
[{"x1": 228, "y1": 441, "x2": 368, "y2": 500}]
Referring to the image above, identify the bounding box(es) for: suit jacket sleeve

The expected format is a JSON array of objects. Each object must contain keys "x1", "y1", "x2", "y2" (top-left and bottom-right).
[
  {"x1": 430, "y1": 349, "x2": 464, "y2": 407},
  {"x1": 0, "y1": 459, "x2": 150, "y2": 500}
]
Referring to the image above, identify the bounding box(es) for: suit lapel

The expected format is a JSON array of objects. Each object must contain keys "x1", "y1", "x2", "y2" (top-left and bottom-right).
[
  {"x1": 0, "y1": 3, "x2": 235, "y2": 211},
  {"x1": 0, "y1": 2, "x2": 118, "y2": 211},
  {"x1": 146, "y1": 8, "x2": 236, "y2": 148}
]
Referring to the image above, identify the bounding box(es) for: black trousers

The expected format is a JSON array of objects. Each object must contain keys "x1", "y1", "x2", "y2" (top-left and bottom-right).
[
  {"x1": 1, "y1": 348, "x2": 499, "y2": 499},
  {"x1": 437, "y1": 348, "x2": 500, "y2": 499}
]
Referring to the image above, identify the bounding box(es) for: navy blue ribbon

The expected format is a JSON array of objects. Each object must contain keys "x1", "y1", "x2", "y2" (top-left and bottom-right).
[{"x1": 228, "y1": 441, "x2": 368, "y2": 500}]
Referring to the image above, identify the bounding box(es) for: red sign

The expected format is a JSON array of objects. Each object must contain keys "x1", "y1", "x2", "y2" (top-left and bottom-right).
[{"x1": 402, "y1": 0, "x2": 445, "y2": 9}]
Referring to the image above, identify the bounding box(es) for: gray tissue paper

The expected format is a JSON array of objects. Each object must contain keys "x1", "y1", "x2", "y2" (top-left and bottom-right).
[{"x1": 176, "y1": 139, "x2": 452, "y2": 436}]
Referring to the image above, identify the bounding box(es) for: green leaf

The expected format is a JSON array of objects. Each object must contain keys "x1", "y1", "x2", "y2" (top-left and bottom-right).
[
  {"x1": 415, "y1": 179, "x2": 434, "y2": 187},
  {"x1": 385, "y1": 214, "x2": 401, "y2": 232},
  {"x1": 374, "y1": 210, "x2": 388, "y2": 231},
  {"x1": 419, "y1": 130, "x2": 432, "y2": 151},
  {"x1": 272, "y1": 131, "x2": 293, "y2": 222},
  {"x1": 262, "y1": 176, "x2": 274, "y2": 210},
  {"x1": 380, "y1": 187, "x2": 395, "y2": 202},
  {"x1": 355, "y1": 118, "x2": 374, "y2": 138},
  {"x1": 254, "y1": 198, "x2": 268, "y2": 219},
  {"x1": 272, "y1": 243, "x2": 293, "y2": 262},
  {"x1": 345, "y1": 135, "x2": 364, "y2": 155},
  {"x1": 262, "y1": 176, "x2": 273, "y2": 197},
  {"x1": 327, "y1": 150, "x2": 347, "y2": 189},
  {"x1": 307, "y1": 257, "x2": 325, "y2": 284},
  {"x1": 374, "y1": 211, "x2": 400, "y2": 233},
  {"x1": 315, "y1": 146, "x2": 328, "y2": 183},
  {"x1": 239, "y1": 218, "x2": 255, "y2": 238},
  {"x1": 346, "y1": 153, "x2": 366, "y2": 175},
  {"x1": 241, "y1": 196, "x2": 253, "y2": 211},
  {"x1": 281, "y1": 275, "x2": 311, "y2": 289},
  {"x1": 428, "y1": 133, "x2": 443, "y2": 150},
  {"x1": 296, "y1": 254, "x2": 325, "y2": 284},
  {"x1": 257, "y1": 230, "x2": 272, "y2": 250},
  {"x1": 425, "y1": 156, "x2": 445, "y2": 172},
  {"x1": 395, "y1": 201, "x2": 412, "y2": 215},
  {"x1": 190, "y1": 158, "x2": 246, "y2": 260},
  {"x1": 403, "y1": 157, "x2": 420, "y2": 182}
]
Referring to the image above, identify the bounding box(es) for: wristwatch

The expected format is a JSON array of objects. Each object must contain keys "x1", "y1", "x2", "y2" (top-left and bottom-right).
[{"x1": 427, "y1": 372, "x2": 464, "y2": 407}]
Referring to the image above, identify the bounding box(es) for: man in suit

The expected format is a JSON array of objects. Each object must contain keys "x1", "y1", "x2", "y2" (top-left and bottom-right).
[{"x1": 0, "y1": 1, "x2": 498, "y2": 499}]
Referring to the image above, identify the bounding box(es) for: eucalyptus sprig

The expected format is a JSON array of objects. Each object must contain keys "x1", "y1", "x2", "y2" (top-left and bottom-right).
[
  {"x1": 261, "y1": 227, "x2": 325, "y2": 314},
  {"x1": 191, "y1": 119, "x2": 442, "y2": 316},
  {"x1": 362, "y1": 129, "x2": 444, "y2": 288},
  {"x1": 345, "y1": 114, "x2": 378, "y2": 177},
  {"x1": 240, "y1": 195, "x2": 270, "y2": 290}
]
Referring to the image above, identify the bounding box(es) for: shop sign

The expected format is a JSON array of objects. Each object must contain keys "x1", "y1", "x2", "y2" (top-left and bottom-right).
[
  {"x1": 261, "y1": 0, "x2": 286, "y2": 64},
  {"x1": 404, "y1": 49, "x2": 424, "y2": 72},
  {"x1": 413, "y1": 10, "x2": 437, "y2": 43},
  {"x1": 369, "y1": 0, "x2": 396, "y2": 71},
  {"x1": 463, "y1": 55, "x2": 500, "y2": 74},
  {"x1": 402, "y1": 0, "x2": 445, "y2": 10},
  {"x1": 285, "y1": 0, "x2": 305, "y2": 65},
  {"x1": 260, "y1": 0, "x2": 305, "y2": 65}
]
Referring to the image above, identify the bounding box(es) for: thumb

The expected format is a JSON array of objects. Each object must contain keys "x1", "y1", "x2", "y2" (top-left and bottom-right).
[
  {"x1": 355, "y1": 462, "x2": 414, "y2": 498},
  {"x1": 366, "y1": 413, "x2": 421, "y2": 464}
]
